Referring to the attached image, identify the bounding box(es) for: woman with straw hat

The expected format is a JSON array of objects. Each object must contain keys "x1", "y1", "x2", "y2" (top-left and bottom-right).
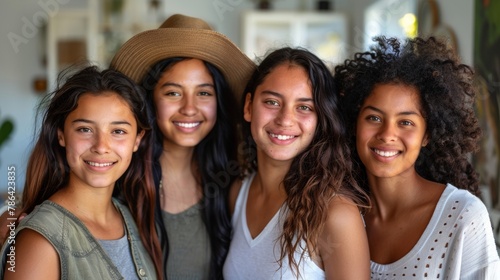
[{"x1": 111, "y1": 14, "x2": 255, "y2": 279}]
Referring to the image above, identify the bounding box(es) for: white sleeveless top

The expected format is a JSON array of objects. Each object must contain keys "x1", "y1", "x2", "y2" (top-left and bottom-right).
[{"x1": 223, "y1": 173, "x2": 325, "y2": 280}]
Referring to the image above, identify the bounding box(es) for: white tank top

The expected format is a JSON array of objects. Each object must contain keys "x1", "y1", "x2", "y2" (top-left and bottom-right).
[{"x1": 223, "y1": 173, "x2": 325, "y2": 280}]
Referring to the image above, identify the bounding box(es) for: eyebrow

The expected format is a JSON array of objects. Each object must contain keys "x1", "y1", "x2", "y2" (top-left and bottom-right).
[
  {"x1": 261, "y1": 90, "x2": 314, "y2": 103},
  {"x1": 72, "y1": 119, "x2": 133, "y2": 126},
  {"x1": 158, "y1": 82, "x2": 215, "y2": 89},
  {"x1": 362, "y1": 105, "x2": 421, "y2": 116}
]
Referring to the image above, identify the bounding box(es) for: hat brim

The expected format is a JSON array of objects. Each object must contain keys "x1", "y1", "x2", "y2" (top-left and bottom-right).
[{"x1": 110, "y1": 28, "x2": 255, "y2": 100}]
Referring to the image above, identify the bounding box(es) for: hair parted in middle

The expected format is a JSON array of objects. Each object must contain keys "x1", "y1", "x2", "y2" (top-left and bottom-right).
[
  {"x1": 241, "y1": 47, "x2": 370, "y2": 274},
  {"x1": 141, "y1": 57, "x2": 239, "y2": 279}
]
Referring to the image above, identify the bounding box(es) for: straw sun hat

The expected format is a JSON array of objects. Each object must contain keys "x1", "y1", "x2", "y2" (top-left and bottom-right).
[{"x1": 110, "y1": 14, "x2": 256, "y2": 98}]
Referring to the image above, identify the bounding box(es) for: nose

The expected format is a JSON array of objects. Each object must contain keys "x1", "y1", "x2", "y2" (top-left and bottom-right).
[
  {"x1": 376, "y1": 122, "x2": 397, "y2": 143},
  {"x1": 91, "y1": 132, "x2": 110, "y2": 154},
  {"x1": 179, "y1": 95, "x2": 198, "y2": 116},
  {"x1": 275, "y1": 106, "x2": 295, "y2": 127}
]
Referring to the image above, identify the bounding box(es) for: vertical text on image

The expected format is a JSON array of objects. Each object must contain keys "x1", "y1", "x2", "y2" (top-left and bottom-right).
[{"x1": 6, "y1": 165, "x2": 17, "y2": 272}]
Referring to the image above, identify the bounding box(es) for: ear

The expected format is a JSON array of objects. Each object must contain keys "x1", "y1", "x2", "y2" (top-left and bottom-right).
[
  {"x1": 133, "y1": 130, "x2": 145, "y2": 152},
  {"x1": 243, "y1": 93, "x2": 252, "y2": 122},
  {"x1": 57, "y1": 129, "x2": 66, "y2": 147},
  {"x1": 422, "y1": 134, "x2": 429, "y2": 147}
]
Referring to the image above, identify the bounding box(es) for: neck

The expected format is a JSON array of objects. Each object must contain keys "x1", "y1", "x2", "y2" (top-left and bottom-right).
[
  {"x1": 159, "y1": 144, "x2": 201, "y2": 213},
  {"x1": 49, "y1": 182, "x2": 116, "y2": 224},
  {"x1": 160, "y1": 144, "x2": 195, "y2": 173},
  {"x1": 255, "y1": 153, "x2": 290, "y2": 196},
  {"x1": 367, "y1": 171, "x2": 444, "y2": 220}
]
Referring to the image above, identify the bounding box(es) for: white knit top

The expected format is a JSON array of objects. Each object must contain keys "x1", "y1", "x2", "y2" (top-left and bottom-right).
[
  {"x1": 223, "y1": 173, "x2": 325, "y2": 280},
  {"x1": 370, "y1": 184, "x2": 500, "y2": 280}
]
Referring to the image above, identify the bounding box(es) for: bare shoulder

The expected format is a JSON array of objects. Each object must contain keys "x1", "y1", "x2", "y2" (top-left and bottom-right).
[
  {"x1": 325, "y1": 195, "x2": 364, "y2": 226},
  {"x1": 322, "y1": 195, "x2": 367, "y2": 241},
  {"x1": 319, "y1": 195, "x2": 370, "y2": 280},
  {"x1": 228, "y1": 178, "x2": 243, "y2": 215},
  {"x1": 3, "y1": 229, "x2": 60, "y2": 279}
]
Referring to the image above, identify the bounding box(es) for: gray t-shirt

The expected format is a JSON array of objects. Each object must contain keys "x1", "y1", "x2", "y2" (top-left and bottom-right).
[
  {"x1": 162, "y1": 203, "x2": 211, "y2": 280},
  {"x1": 100, "y1": 234, "x2": 140, "y2": 280}
]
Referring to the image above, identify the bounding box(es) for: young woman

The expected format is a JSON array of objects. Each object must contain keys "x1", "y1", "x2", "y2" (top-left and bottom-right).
[
  {"x1": 335, "y1": 36, "x2": 500, "y2": 279},
  {"x1": 0, "y1": 66, "x2": 162, "y2": 279},
  {"x1": 110, "y1": 14, "x2": 255, "y2": 279},
  {"x1": 223, "y1": 47, "x2": 371, "y2": 279}
]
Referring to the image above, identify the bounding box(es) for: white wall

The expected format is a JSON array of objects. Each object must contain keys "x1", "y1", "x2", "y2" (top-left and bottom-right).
[
  {"x1": 160, "y1": 0, "x2": 374, "y2": 54},
  {"x1": 436, "y1": 0, "x2": 474, "y2": 65},
  {"x1": 0, "y1": 0, "x2": 50, "y2": 194},
  {"x1": 0, "y1": 0, "x2": 475, "y2": 194},
  {"x1": 0, "y1": 0, "x2": 90, "y2": 193}
]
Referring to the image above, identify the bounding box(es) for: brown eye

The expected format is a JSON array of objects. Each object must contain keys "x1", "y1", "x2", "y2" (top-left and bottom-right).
[
  {"x1": 77, "y1": 127, "x2": 92, "y2": 133},
  {"x1": 298, "y1": 105, "x2": 312, "y2": 111},
  {"x1": 265, "y1": 100, "x2": 279, "y2": 106},
  {"x1": 198, "y1": 91, "x2": 213, "y2": 96},
  {"x1": 366, "y1": 115, "x2": 380, "y2": 122},
  {"x1": 113, "y1": 129, "x2": 126, "y2": 135}
]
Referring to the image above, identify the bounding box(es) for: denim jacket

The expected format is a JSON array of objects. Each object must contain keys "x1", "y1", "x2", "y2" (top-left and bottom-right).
[{"x1": 0, "y1": 198, "x2": 157, "y2": 279}]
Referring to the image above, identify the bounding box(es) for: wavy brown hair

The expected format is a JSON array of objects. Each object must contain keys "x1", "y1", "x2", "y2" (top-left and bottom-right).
[
  {"x1": 21, "y1": 65, "x2": 163, "y2": 278},
  {"x1": 241, "y1": 47, "x2": 370, "y2": 276},
  {"x1": 334, "y1": 36, "x2": 481, "y2": 194}
]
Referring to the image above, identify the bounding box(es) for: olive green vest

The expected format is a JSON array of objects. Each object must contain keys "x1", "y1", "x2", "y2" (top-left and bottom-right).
[{"x1": 0, "y1": 198, "x2": 157, "y2": 280}]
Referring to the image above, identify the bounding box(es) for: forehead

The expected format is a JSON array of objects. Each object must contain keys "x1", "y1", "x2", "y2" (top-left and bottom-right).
[
  {"x1": 366, "y1": 83, "x2": 422, "y2": 108},
  {"x1": 68, "y1": 92, "x2": 134, "y2": 119},
  {"x1": 260, "y1": 64, "x2": 310, "y2": 89}
]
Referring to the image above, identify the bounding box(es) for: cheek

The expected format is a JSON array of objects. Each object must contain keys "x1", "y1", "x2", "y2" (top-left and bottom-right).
[
  {"x1": 116, "y1": 140, "x2": 138, "y2": 160},
  {"x1": 155, "y1": 102, "x2": 174, "y2": 122},
  {"x1": 301, "y1": 115, "x2": 318, "y2": 135},
  {"x1": 201, "y1": 101, "x2": 217, "y2": 122},
  {"x1": 408, "y1": 134, "x2": 426, "y2": 151},
  {"x1": 355, "y1": 128, "x2": 370, "y2": 152},
  {"x1": 64, "y1": 139, "x2": 86, "y2": 166}
]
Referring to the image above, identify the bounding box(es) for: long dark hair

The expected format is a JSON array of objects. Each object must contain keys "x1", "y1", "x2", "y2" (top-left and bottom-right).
[
  {"x1": 335, "y1": 36, "x2": 481, "y2": 194},
  {"x1": 21, "y1": 65, "x2": 163, "y2": 278},
  {"x1": 142, "y1": 57, "x2": 237, "y2": 279},
  {"x1": 241, "y1": 47, "x2": 370, "y2": 276}
]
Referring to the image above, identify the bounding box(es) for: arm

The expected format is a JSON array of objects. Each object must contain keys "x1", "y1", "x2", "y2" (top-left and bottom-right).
[
  {"x1": 3, "y1": 229, "x2": 60, "y2": 280},
  {"x1": 319, "y1": 196, "x2": 370, "y2": 280}
]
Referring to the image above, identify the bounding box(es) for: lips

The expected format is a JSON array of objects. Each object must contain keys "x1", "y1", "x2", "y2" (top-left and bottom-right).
[
  {"x1": 85, "y1": 161, "x2": 115, "y2": 167},
  {"x1": 373, "y1": 148, "x2": 399, "y2": 157},
  {"x1": 269, "y1": 133, "x2": 295, "y2": 140},
  {"x1": 174, "y1": 122, "x2": 201, "y2": 128}
]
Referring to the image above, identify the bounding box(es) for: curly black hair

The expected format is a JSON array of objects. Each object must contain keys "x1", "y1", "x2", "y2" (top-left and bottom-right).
[{"x1": 334, "y1": 36, "x2": 482, "y2": 195}]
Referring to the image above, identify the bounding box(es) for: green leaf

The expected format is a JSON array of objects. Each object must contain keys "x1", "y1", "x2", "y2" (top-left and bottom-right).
[{"x1": 0, "y1": 119, "x2": 14, "y2": 147}]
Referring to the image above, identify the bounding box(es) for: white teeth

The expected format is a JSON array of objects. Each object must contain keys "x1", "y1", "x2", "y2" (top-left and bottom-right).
[
  {"x1": 87, "y1": 161, "x2": 113, "y2": 167},
  {"x1": 374, "y1": 149, "x2": 399, "y2": 157},
  {"x1": 176, "y1": 122, "x2": 200, "y2": 128},
  {"x1": 270, "y1": 133, "x2": 295, "y2": 140}
]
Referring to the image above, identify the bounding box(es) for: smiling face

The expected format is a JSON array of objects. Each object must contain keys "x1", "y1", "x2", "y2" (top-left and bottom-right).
[
  {"x1": 153, "y1": 58, "x2": 217, "y2": 150},
  {"x1": 57, "y1": 92, "x2": 143, "y2": 190},
  {"x1": 356, "y1": 83, "x2": 428, "y2": 179},
  {"x1": 244, "y1": 63, "x2": 317, "y2": 164}
]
